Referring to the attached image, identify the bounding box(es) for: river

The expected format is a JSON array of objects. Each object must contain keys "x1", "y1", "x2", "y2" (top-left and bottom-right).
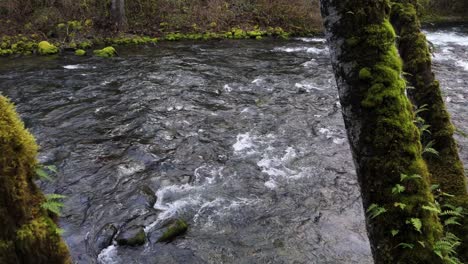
[{"x1": 0, "y1": 25, "x2": 467, "y2": 264}]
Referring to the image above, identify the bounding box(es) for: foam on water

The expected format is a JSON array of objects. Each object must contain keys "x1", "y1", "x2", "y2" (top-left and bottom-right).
[
  {"x1": 233, "y1": 133, "x2": 256, "y2": 154},
  {"x1": 97, "y1": 245, "x2": 120, "y2": 264},
  {"x1": 273, "y1": 46, "x2": 328, "y2": 54},
  {"x1": 296, "y1": 37, "x2": 326, "y2": 43},
  {"x1": 430, "y1": 33, "x2": 468, "y2": 72},
  {"x1": 425, "y1": 31, "x2": 468, "y2": 46},
  {"x1": 63, "y1": 65, "x2": 86, "y2": 70},
  {"x1": 295, "y1": 82, "x2": 324, "y2": 91}
]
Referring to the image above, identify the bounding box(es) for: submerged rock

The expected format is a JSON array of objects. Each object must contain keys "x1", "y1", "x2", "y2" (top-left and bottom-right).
[
  {"x1": 116, "y1": 225, "x2": 146, "y2": 246},
  {"x1": 157, "y1": 219, "x2": 188, "y2": 243},
  {"x1": 95, "y1": 223, "x2": 117, "y2": 251},
  {"x1": 93, "y1": 46, "x2": 117, "y2": 58},
  {"x1": 38, "y1": 41, "x2": 58, "y2": 55}
]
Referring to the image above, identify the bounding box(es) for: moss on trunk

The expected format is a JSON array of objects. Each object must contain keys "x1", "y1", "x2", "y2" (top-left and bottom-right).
[
  {"x1": 390, "y1": 0, "x2": 467, "y2": 197},
  {"x1": 390, "y1": 2, "x2": 468, "y2": 261},
  {"x1": 320, "y1": 0, "x2": 444, "y2": 262},
  {"x1": 0, "y1": 96, "x2": 71, "y2": 264}
]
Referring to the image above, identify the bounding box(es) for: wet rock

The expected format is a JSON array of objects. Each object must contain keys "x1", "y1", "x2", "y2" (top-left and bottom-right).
[
  {"x1": 95, "y1": 223, "x2": 117, "y2": 251},
  {"x1": 157, "y1": 219, "x2": 188, "y2": 243},
  {"x1": 138, "y1": 185, "x2": 157, "y2": 208},
  {"x1": 116, "y1": 225, "x2": 146, "y2": 246}
]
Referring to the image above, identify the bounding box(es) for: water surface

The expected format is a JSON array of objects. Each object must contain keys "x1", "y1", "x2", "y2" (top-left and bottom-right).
[{"x1": 0, "y1": 25, "x2": 467, "y2": 264}]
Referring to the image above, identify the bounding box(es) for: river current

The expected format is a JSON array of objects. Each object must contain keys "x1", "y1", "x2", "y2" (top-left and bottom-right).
[{"x1": 0, "y1": 25, "x2": 467, "y2": 264}]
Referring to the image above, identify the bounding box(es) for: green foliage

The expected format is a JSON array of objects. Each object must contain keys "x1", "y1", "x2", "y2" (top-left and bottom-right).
[
  {"x1": 400, "y1": 173, "x2": 422, "y2": 182},
  {"x1": 434, "y1": 233, "x2": 462, "y2": 263},
  {"x1": 41, "y1": 194, "x2": 66, "y2": 216},
  {"x1": 423, "y1": 140, "x2": 439, "y2": 156},
  {"x1": 392, "y1": 184, "x2": 406, "y2": 194},
  {"x1": 407, "y1": 218, "x2": 422, "y2": 233},
  {"x1": 35, "y1": 165, "x2": 57, "y2": 181},
  {"x1": 366, "y1": 203, "x2": 387, "y2": 219}
]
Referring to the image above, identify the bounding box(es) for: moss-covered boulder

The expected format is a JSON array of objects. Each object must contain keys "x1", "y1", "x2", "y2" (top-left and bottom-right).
[
  {"x1": 0, "y1": 96, "x2": 71, "y2": 264},
  {"x1": 93, "y1": 46, "x2": 117, "y2": 57},
  {"x1": 75, "y1": 49, "x2": 86, "y2": 56},
  {"x1": 38, "y1": 41, "x2": 58, "y2": 55},
  {"x1": 157, "y1": 219, "x2": 188, "y2": 243},
  {"x1": 116, "y1": 225, "x2": 146, "y2": 246}
]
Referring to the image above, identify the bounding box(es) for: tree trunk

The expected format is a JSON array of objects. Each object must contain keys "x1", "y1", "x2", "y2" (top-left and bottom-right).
[
  {"x1": 111, "y1": 0, "x2": 127, "y2": 32},
  {"x1": 389, "y1": 1, "x2": 468, "y2": 260},
  {"x1": 0, "y1": 96, "x2": 71, "y2": 264},
  {"x1": 319, "y1": 0, "x2": 443, "y2": 262}
]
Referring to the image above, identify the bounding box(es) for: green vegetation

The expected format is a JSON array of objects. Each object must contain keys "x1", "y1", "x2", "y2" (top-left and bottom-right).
[
  {"x1": 93, "y1": 46, "x2": 117, "y2": 58},
  {"x1": 390, "y1": 2, "x2": 468, "y2": 260},
  {"x1": 0, "y1": 0, "x2": 321, "y2": 57},
  {"x1": 38, "y1": 40, "x2": 58, "y2": 55},
  {"x1": 0, "y1": 96, "x2": 71, "y2": 264},
  {"x1": 75, "y1": 49, "x2": 86, "y2": 56}
]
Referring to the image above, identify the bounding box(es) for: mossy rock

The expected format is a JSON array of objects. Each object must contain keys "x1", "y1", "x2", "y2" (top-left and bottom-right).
[
  {"x1": 157, "y1": 219, "x2": 188, "y2": 243},
  {"x1": 75, "y1": 49, "x2": 86, "y2": 56},
  {"x1": 93, "y1": 46, "x2": 117, "y2": 58},
  {"x1": 116, "y1": 226, "x2": 146, "y2": 246},
  {"x1": 38, "y1": 41, "x2": 58, "y2": 55}
]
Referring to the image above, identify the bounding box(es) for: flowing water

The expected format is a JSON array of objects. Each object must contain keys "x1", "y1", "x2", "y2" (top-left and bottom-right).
[{"x1": 0, "y1": 25, "x2": 467, "y2": 264}]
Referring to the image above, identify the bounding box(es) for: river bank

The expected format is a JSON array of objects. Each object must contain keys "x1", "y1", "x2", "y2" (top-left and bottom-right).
[{"x1": 0, "y1": 25, "x2": 315, "y2": 57}]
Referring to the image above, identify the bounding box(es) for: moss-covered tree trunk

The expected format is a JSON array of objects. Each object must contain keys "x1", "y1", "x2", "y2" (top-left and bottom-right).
[
  {"x1": 0, "y1": 96, "x2": 71, "y2": 264},
  {"x1": 319, "y1": 0, "x2": 444, "y2": 262},
  {"x1": 390, "y1": 1, "x2": 468, "y2": 260}
]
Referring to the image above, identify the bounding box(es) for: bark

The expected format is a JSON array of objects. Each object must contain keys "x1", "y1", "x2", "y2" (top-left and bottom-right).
[
  {"x1": 390, "y1": 1, "x2": 468, "y2": 260},
  {"x1": 319, "y1": 0, "x2": 443, "y2": 263},
  {"x1": 0, "y1": 96, "x2": 71, "y2": 264},
  {"x1": 111, "y1": 0, "x2": 127, "y2": 32}
]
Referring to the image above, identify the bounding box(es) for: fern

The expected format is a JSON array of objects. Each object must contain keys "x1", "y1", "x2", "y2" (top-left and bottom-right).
[
  {"x1": 423, "y1": 140, "x2": 439, "y2": 156},
  {"x1": 41, "y1": 193, "x2": 66, "y2": 216},
  {"x1": 35, "y1": 164, "x2": 58, "y2": 181},
  {"x1": 414, "y1": 104, "x2": 429, "y2": 115},
  {"x1": 444, "y1": 217, "x2": 461, "y2": 226},
  {"x1": 407, "y1": 218, "x2": 422, "y2": 233},
  {"x1": 366, "y1": 204, "x2": 387, "y2": 219},
  {"x1": 397, "y1": 243, "x2": 414, "y2": 249},
  {"x1": 392, "y1": 184, "x2": 405, "y2": 194},
  {"x1": 422, "y1": 203, "x2": 441, "y2": 214},
  {"x1": 400, "y1": 173, "x2": 422, "y2": 182},
  {"x1": 394, "y1": 202, "x2": 407, "y2": 210},
  {"x1": 419, "y1": 124, "x2": 431, "y2": 135}
]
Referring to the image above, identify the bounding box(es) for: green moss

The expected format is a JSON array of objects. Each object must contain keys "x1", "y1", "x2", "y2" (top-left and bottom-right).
[
  {"x1": 157, "y1": 219, "x2": 188, "y2": 243},
  {"x1": 0, "y1": 96, "x2": 71, "y2": 263},
  {"x1": 232, "y1": 28, "x2": 248, "y2": 39},
  {"x1": 38, "y1": 41, "x2": 58, "y2": 55},
  {"x1": 333, "y1": 3, "x2": 445, "y2": 259},
  {"x1": 390, "y1": 5, "x2": 467, "y2": 259},
  {"x1": 116, "y1": 227, "x2": 146, "y2": 246},
  {"x1": 93, "y1": 46, "x2": 117, "y2": 57},
  {"x1": 359, "y1": 67, "x2": 372, "y2": 80},
  {"x1": 75, "y1": 49, "x2": 86, "y2": 56},
  {"x1": 78, "y1": 40, "x2": 92, "y2": 49}
]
